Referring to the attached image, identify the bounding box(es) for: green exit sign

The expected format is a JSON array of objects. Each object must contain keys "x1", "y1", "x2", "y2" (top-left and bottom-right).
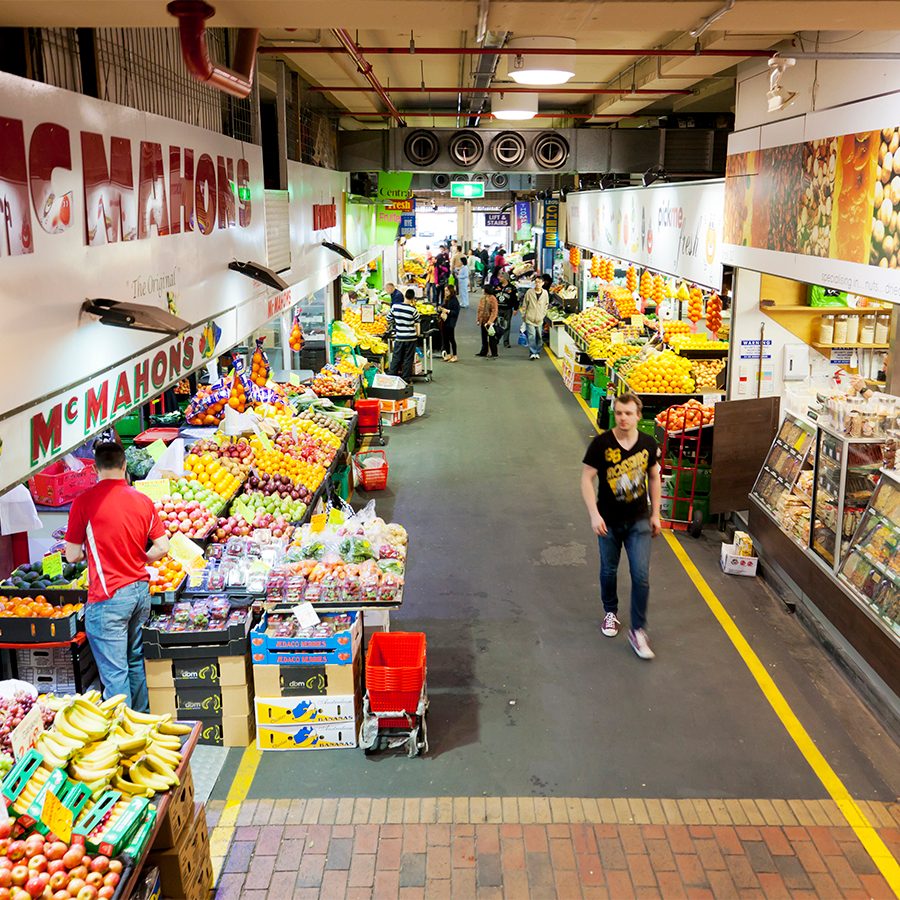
[{"x1": 450, "y1": 181, "x2": 485, "y2": 199}]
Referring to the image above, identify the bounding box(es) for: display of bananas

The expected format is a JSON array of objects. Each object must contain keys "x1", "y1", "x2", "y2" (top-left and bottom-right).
[{"x1": 37, "y1": 693, "x2": 190, "y2": 800}]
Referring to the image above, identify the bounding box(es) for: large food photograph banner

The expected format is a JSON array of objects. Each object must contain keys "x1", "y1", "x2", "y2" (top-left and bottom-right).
[{"x1": 722, "y1": 105, "x2": 900, "y2": 303}]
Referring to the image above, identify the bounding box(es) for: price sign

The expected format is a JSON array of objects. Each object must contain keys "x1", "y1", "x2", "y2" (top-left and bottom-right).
[
  {"x1": 292, "y1": 602, "x2": 321, "y2": 629},
  {"x1": 168, "y1": 533, "x2": 204, "y2": 568},
  {"x1": 258, "y1": 432, "x2": 273, "y2": 452},
  {"x1": 10, "y1": 704, "x2": 44, "y2": 759},
  {"x1": 361, "y1": 306, "x2": 376, "y2": 324},
  {"x1": 630, "y1": 314, "x2": 645, "y2": 329},
  {"x1": 289, "y1": 372, "x2": 302, "y2": 386},
  {"x1": 145, "y1": 439, "x2": 168, "y2": 462},
  {"x1": 310, "y1": 513, "x2": 327, "y2": 533},
  {"x1": 611, "y1": 332, "x2": 625, "y2": 345},
  {"x1": 702, "y1": 394, "x2": 720, "y2": 407},
  {"x1": 42, "y1": 552, "x2": 63, "y2": 578},
  {"x1": 41, "y1": 790, "x2": 73, "y2": 843},
  {"x1": 135, "y1": 479, "x2": 171, "y2": 501},
  {"x1": 328, "y1": 509, "x2": 345, "y2": 526}
]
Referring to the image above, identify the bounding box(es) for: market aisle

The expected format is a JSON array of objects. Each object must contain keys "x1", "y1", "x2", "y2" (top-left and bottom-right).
[{"x1": 209, "y1": 314, "x2": 900, "y2": 898}]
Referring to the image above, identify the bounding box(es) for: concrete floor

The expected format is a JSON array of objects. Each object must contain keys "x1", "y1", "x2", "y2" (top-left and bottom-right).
[{"x1": 214, "y1": 313, "x2": 899, "y2": 805}]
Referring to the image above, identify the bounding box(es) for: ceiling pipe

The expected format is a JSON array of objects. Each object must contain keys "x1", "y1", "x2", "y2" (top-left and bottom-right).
[
  {"x1": 330, "y1": 28, "x2": 406, "y2": 126},
  {"x1": 336, "y1": 111, "x2": 648, "y2": 119},
  {"x1": 259, "y1": 45, "x2": 772, "y2": 59},
  {"x1": 311, "y1": 85, "x2": 693, "y2": 96},
  {"x1": 167, "y1": 0, "x2": 259, "y2": 99}
]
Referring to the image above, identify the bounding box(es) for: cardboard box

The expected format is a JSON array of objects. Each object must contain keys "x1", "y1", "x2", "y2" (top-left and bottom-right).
[
  {"x1": 145, "y1": 655, "x2": 251, "y2": 691},
  {"x1": 367, "y1": 374, "x2": 413, "y2": 401},
  {"x1": 378, "y1": 397, "x2": 414, "y2": 413},
  {"x1": 400, "y1": 406, "x2": 416, "y2": 423},
  {"x1": 152, "y1": 766, "x2": 195, "y2": 850},
  {"x1": 196, "y1": 714, "x2": 255, "y2": 747},
  {"x1": 250, "y1": 612, "x2": 361, "y2": 665},
  {"x1": 254, "y1": 693, "x2": 360, "y2": 725},
  {"x1": 256, "y1": 719, "x2": 359, "y2": 750},
  {"x1": 253, "y1": 654, "x2": 360, "y2": 697},
  {"x1": 149, "y1": 683, "x2": 252, "y2": 719},
  {"x1": 148, "y1": 801, "x2": 209, "y2": 897},
  {"x1": 720, "y1": 543, "x2": 759, "y2": 577}
]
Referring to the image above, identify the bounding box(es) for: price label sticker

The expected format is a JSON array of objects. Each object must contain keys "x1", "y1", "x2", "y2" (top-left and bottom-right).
[
  {"x1": 168, "y1": 533, "x2": 204, "y2": 568},
  {"x1": 611, "y1": 332, "x2": 625, "y2": 345},
  {"x1": 42, "y1": 552, "x2": 63, "y2": 578},
  {"x1": 234, "y1": 500, "x2": 255, "y2": 525},
  {"x1": 145, "y1": 439, "x2": 168, "y2": 462},
  {"x1": 292, "y1": 602, "x2": 321, "y2": 629},
  {"x1": 630, "y1": 314, "x2": 645, "y2": 329},
  {"x1": 289, "y1": 372, "x2": 302, "y2": 386},
  {"x1": 361, "y1": 306, "x2": 376, "y2": 324},
  {"x1": 41, "y1": 790, "x2": 73, "y2": 843},
  {"x1": 135, "y1": 479, "x2": 171, "y2": 501},
  {"x1": 310, "y1": 513, "x2": 327, "y2": 533},
  {"x1": 702, "y1": 394, "x2": 720, "y2": 408},
  {"x1": 328, "y1": 509, "x2": 345, "y2": 526},
  {"x1": 10, "y1": 704, "x2": 44, "y2": 759},
  {"x1": 258, "y1": 432, "x2": 273, "y2": 452}
]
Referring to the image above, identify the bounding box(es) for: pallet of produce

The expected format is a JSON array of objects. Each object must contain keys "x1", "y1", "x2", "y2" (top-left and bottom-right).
[
  {"x1": 142, "y1": 603, "x2": 251, "y2": 647},
  {"x1": 2, "y1": 561, "x2": 87, "y2": 594},
  {"x1": 0, "y1": 594, "x2": 85, "y2": 642}
]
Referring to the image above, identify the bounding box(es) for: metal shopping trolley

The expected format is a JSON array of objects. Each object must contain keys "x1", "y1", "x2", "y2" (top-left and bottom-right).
[{"x1": 359, "y1": 632, "x2": 429, "y2": 757}]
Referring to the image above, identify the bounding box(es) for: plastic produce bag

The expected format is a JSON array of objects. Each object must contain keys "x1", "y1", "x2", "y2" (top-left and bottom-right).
[
  {"x1": 518, "y1": 329, "x2": 528, "y2": 347},
  {"x1": 0, "y1": 486, "x2": 42, "y2": 535},
  {"x1": 808, "y1": 284, "x2": 848, "y2": 307},
  {"x1": 147, "y1": 438, "x2": 185, "y2": 480}
]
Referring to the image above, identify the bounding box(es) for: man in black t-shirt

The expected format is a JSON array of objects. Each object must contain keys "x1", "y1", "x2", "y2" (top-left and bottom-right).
[{"x1": 581, "y1": 393, "x2": 662, "y2": 659}]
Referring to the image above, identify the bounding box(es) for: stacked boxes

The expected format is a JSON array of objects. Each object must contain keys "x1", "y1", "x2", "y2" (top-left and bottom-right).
[
  {"x1": 15, "y1": 641, "x2": 96, "y2": 694},
  {"x1": 152, "y1": 766, "x2": 195, "y2": 850},
  {"x1": 251, "y1": 612, "x2": 362, "y2": 750},
  {"x1": 145, "y1": 655, "x2": 255, "y2": 747},
  {"x1": 379, "y1": 397, "x2": 416, "y2": 427},
  {"x1": 148, "y1": 802, "x2": 213, "y2": 900},
  {"x1": 561, "y1": 343, "x2": 592, "y2": 393}
]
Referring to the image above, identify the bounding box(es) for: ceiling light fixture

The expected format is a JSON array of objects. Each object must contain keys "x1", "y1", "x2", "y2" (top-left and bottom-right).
[
  {"x1": 642, "y1": 166, "x2": 669, "y2": 187},
  {"x1": 491, "y1": 90, "x2": 538, "y2": 120},
  {"x1": 506, "y1": 37, "x2": 576, "y2": 86},
  {"x1": 767, "y1": 56, "x2": 797, "y2": 113}
]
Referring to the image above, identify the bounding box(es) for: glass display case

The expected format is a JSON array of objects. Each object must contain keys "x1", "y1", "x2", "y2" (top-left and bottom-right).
[
  {"x1": 751, "y1": 413, "x2": 816, "y2": 519},
  {"x1": 838, "y1": 470, "x2": 900, "y2": 640},
  {"x1": 810, "y1": 425, "x2": 885, "y2": 571}
]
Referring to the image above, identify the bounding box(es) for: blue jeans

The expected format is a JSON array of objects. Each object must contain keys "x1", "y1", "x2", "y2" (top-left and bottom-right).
[
  {"x1": 525, "y1": 323, "x2": 543, "y2": 355},
  {"x1": 84, "y1": 581, "x2": 151, "y2": 712},
  {"x1": 598, "y1": 517, "x2": 652, "y2": 630}
]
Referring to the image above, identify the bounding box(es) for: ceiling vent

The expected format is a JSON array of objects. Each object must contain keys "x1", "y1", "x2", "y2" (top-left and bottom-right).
[
  {"x1": 431, "y1": 173, "x2": 451, "y2": 189},
  {"x1": 532, "y1": 132, "x2": 570, "y2": 170},
  {"x1": 491, "y1": 131, "x2": 528, "y2": 168},
  {"x1": 404, "y1": 130, "x2": 441, "y2": 167},
  {"x1": 491, "y1": 173, "x2": 510, "y2": 189},
  {"x1": 448, "y1": 130, "x2": 484, "y2": 167}
]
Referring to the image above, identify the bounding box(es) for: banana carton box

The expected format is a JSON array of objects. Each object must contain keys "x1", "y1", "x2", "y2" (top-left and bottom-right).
[
  {"x1": 256, "y1": 720, "x2": 358, "y2": 750},
  {"x1": 254, "y1": 693, "x2": 359, "y2": 726}
]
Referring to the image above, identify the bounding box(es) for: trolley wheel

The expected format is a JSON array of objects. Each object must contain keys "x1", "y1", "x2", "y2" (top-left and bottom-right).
[
  {"x1": 407, "y1": 726, "x2": 421, "y2": 757},
  {"x1": 689, "y1": 509, "x2": 704, "y2": 538}
]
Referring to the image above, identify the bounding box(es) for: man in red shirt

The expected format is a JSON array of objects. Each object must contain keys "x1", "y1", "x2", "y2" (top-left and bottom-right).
[{"x1": 65, "y1": 442, "x2": 169, "y2": 711}]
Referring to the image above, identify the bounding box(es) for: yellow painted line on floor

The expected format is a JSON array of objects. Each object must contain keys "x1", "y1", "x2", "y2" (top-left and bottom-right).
[
  {"x1": 209, "y1": 744, "x2": 262, "y2": 881},
  {"x1": 545, "y1": 345, "x2": 599, "y2": 422},
  {"x1": 551, "y1": 342, "x2": 900, "y2": 892}
]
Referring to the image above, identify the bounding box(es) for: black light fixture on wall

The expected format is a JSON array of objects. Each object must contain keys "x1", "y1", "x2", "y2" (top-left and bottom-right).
[
  {"x1": 228, "y1": 260, "x2": 290, "y2": 290},
  {"x1": 82, "y1": 299, "x2": 191, "y2": 335}
]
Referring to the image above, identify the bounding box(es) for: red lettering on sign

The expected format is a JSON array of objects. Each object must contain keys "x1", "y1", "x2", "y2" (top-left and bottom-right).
[
  {"x1": 81, "y1": 132, "x2": 136, "y2": 246},
  {"x1": 134, "y1": 359, "x2": 150, "y2": 401},
  {"x1": 85, "y1": 381, "x2": 109, "y2": 433},
  {"x1": 112, "y1": 371, "x2": 132, "y2": 414},
  {"x1": 183, "y1": 336, "x2": 195, "y2": 370},
  {"x1": 64, "y1": 396, "x2": 78, "y2": 425},
  {"x1": 151, "y1": 350, "x2": 167, "y2": 389},
  {"x1": 168, "y1": 146, "x2": 194, "y2": 235},
  {"x1": 169, "y1": 341, "x2": 182, "y2": 379},
  {"x1": 217, "y1": 156, "x2": 235, "y2": 229},
  {"x1": 31, "y1": 405, "x2": 62, "y2": 465},
  {"x1": 0, "y1": 116, "x2": 33, "y2": 257},
  {"x1": 313, "y1": 197, "x2": 337, "y2": 231},
  {"x1": 194, "y1": 153, "x2": 216, "y2": 235},
  {"x1": 138, "y1": 141, "x2": 170, "y2": 239}
]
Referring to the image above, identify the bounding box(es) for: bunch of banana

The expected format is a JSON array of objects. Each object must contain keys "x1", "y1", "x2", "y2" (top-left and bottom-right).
[
  {"x1": 11, "y1": 766, "x2": 50, "y2": 815},
  {"x1": 111, "y1": 709, "x2": 189, "y2": 798}
]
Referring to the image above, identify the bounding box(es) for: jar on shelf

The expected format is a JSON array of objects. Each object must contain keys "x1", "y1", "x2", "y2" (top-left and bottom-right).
[
  {"x1": 819, "y1": 314, "x2": 835, "y2": 344},
  {"x1": 833, "y1": 314, "x2": 849, "y2": 344},
  {"x1": 860, "y1": 314, "x2": 876, "y2": 344},
  {"x1": 845, "y1": 313, "x2": 859, "y2": 344},
  {"x1": 875, "y1": 313, "x2": 891, "y2": 344}
]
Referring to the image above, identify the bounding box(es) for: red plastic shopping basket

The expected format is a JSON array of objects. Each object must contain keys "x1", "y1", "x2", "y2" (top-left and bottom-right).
[
  {"x1": 28, "y1": 460, "x2": 97, "y2": 507},
  {"x1": 353, "y1": 450, "x2": 389, "y2": 491},
  {"x1": 366, "y1": 632, "x2": 426, "y2": 719},
  {"x1": 354, "y1": 399, "x2": 381, "y2": 433}
]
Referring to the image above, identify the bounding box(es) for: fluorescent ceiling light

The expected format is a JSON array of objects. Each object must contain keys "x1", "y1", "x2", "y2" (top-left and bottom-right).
[
  {"x1": 492, "y1": 91, "x2": 538, "y2": 120},
  {"x1": 507, "y1": 37, "x2": 576, "y2": 86}
]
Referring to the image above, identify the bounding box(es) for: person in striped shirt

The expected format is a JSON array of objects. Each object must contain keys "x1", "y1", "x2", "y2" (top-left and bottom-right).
[{"x1": 387, "y1": 289, "x2": 421, "y2": 381}]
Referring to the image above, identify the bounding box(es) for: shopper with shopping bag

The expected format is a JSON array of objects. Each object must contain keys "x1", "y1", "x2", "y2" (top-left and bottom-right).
[
  {"x1": 520, "y1": 274, "x2": 551, "y2": 359},
  {"x1": 476, "y1": 285, "x2": 500, "y2": 359}
]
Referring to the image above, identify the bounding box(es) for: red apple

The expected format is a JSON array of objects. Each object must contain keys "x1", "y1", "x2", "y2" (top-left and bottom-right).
[
  {"x1": 97, "y1": 889, "x2": 114, "y2": 900},
  {"x1": 65, "y1": 880, "x2": 84, "y2": 896},
  {"x1": 105, "y1": 862, "x2": 121, "y2": 877},
  {"x1": 7, "y1": 843, "x2": 25, "y2": 863},
  {"x1": 25, "y1": 857, "x2": 45, "y2": 875},
  {"x1": 99, "y1": 873, "x2": 117, "y2": 890},
  {"x1": 43, "y1": 846, "x2": 65, "y2": 865},
  {"x1": 86, "y1": 859, "x2": 107, "y2": 877},
  {"x1": 61, "y1": 847, "x2": 83, "y2": 870},
  {"x1": 8, "y1": 869, "x2": 26, "y2": 888},
  {"x1": 45, "y1": 862, "x2": 64, "y2": 878},
  {"x1": 0, "y1": 888, "x2": 10, "y2": 900},
  {"x1": 52, "y1": 893, "x2": 68, "y2": 900},
  {"x1": 84, "y1": 873, "x2": 103, "y2": 890},
  {"x1": 67, "y1": 867, "x2": 86, "y2": 883},
  {"x1": 22, "y1": 876, "x2": 42, "y2": 899},
  {"x1": 46, "y1": 873, "x2": 67, "y2": 892},
  {"x1": 0, "y1": 872, "x2": 10, "y2": 889},
  {"x1": 76, "y1": 886, "x2": 97, "y2": 900},
  {"x1": 0, "y1": 821, "x2": 11, "y2": 840}
]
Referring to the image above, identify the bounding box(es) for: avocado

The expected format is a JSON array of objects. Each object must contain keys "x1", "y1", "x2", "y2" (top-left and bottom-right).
[{"x1": 24, "y1": 572, "x2": 40, "y2": 583}]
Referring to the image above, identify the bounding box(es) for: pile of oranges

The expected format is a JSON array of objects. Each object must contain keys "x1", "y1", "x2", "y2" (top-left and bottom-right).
[
  {"x1": 661, "y1": 320, "x2": 692, "y2": 343},
  {"x1": 183, "y1": 453, "x2": 243, "y2": 498},
  {"x1": 626, "y1": 349, "x2": 695, "y2": 394},
  {"x1": 250, "y1": 342, "x2": 271, "y2": 387},
  {"x1": 149, "y1": 556, "x2": 185, "y2": 594},
  {"x1": 289, "y1": 317, "x2": 305, "y2": 352},
  {"x1": 0, "y1": 596, "x2": 82, "y2": 618}
]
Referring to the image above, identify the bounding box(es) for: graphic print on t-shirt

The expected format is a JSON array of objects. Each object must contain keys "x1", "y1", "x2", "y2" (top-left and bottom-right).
[{"x1": 604, "y1": 446, "x2": 650, "y2": 504}]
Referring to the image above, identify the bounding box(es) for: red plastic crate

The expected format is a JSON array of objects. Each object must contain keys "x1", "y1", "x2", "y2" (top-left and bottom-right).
[
  {"x1": 353, "y1": 451, "x2": 388, "y2": 491},
  {"x1": 134, "y1": 427, "x2": 180, "y2": 446},
  {"x1": 355, "y1": 399, "x2": 381, "y2": 431},
  {"x1": 28, "y1": 460, "x2": 97, "y2": 507},
  {"x1": 366, "y1": 632, "x2": 426, "y2": 715}
]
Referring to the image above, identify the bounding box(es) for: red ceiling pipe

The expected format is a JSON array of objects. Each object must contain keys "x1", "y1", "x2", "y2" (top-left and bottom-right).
[
  {"x1": 167, "y1": 0, "x2": 259, "y2": 99},
  {"x1": 330, "y1": 29, "x2": 406, "y2": 126},
  {"x1": 337, "y1": 111, "x2": 647, "y2": 119},
  {"x1": 259, "y1": 45, "x2": 772, "y2": 59},
  {"x1": 311, "y1": 85, "x2": 693, "y2": 96}
]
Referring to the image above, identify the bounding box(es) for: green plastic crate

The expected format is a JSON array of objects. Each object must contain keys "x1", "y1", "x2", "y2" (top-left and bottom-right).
[
  {"x1": 637, "y1": 418, "x2": 656, "y2": 436},
  {"x1": 671, "y1": 465, "x2": 712, "y2": 495},
  {"x1": 589, "y1": 383, "x2": 603, "y2": 409},
  {"x1": 672, "y1": 492, "x2": 710, "y2": 523},
  {"x1": 115, "y1": 413, "x2": 142, "y2": 438}
]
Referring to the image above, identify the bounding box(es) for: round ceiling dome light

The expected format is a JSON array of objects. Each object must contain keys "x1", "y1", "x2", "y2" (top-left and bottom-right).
[
  {"x1": 491, "y1": 91, "x2": 539, "y2": 121},
  {"x1": 507, "y1": 36, "x2": 576, "y2": 86}
]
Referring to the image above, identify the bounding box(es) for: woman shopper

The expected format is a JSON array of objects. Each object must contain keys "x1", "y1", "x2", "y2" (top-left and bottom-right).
[
  {"x1": 457, "y1": 255, "x2": 471, "y2": 309},
  {"x1": 441, "y1": 284, "x2": 461, "y2": 362},
  {"x1": 476, "y1": 285, "x2": 500, "y2": 359}
]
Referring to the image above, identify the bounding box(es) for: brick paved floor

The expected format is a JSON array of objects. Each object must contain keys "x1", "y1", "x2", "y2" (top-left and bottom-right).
[{"x1": 205, "y1": 797, "x2": 900, "y2": 898}]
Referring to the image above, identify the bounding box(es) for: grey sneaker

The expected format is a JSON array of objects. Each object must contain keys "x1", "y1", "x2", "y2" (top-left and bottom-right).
[
  {"x1": 601, "y1": 613, "x2": 620, "y2": 637},
  {"x1": 628, "y1": 629, "x2": 655, "y2": 660}
]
